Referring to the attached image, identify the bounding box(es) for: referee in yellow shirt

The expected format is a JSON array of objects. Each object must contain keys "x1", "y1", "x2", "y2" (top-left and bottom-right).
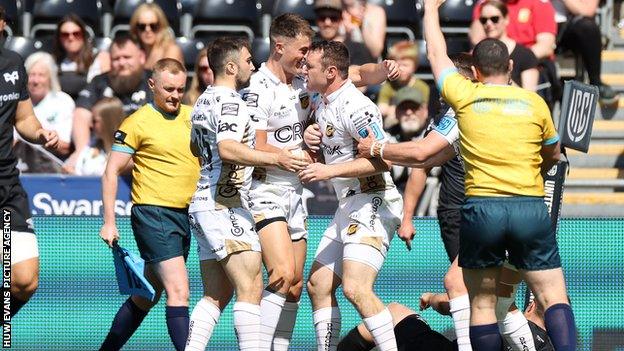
[
  {"x1": 98, "y1": 58, "x2": 199, "y2": 351},
  {"x1": 423, "y1": 0, "x2": 576, "y2": 350}
]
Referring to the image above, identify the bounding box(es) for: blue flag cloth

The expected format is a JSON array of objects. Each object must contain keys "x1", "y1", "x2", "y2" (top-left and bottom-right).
[{"x1": 113, "y1": 244, "x2": 156, "y2": 301}]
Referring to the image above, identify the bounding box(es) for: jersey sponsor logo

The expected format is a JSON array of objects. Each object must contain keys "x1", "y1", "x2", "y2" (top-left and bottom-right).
[
  {"x1": 221, "y1": 103, "x2": 240, "y2": 116},
  {"x1": 113, "y1": 130, "x2": 127, "y2": 143},
  {"x1": 346, "y1": 223, "x2": 358, "y2": 235},
  {"x1": 3, "y1": 71, "x2": 19, "y2": 85},
  {"x1": 358, "y1": 121, "x2": 384, "y2": 140},
  {"x1": 321, "y1": 144, "x2": 343, "y2": 156},
  {"x1": 103, "y1": 87, "x2": 114, "y2": 98},
  {"x1": 228, "y1": 209, "x2": 244, "y2": 236},
  {"x1": 131, "y1": 90, "x2": 146, "y2": 103},
  {"x1": 218, "y1": 122, "x2": 238, "y2": 133},
  {"x1": 325, "y1": 123, "x2": 335, "y2": 137},
  {"x1": 299, "y1": 93, "x2": 310, "y2": 109},
  {"x1": 435, "y1": 115, "x2": 457, "y2": 136},
  {"x1": 274, "y1": 122, "x2": 303, "y2": 143},
  {"x1": 32, "y1": 192, "x2": 132, "y2": 216},
  {"x1": 242, "y1": 93, "x2": 259, "y2": 107},
  {"x1": 0, "y1": 92, "x2": 20, "y2": 106}
]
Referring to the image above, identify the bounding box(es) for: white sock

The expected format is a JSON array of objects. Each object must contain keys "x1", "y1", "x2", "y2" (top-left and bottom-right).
[
  {"x1": 259, "y1": 290, "x2": 286, "y2": 349},
  {"x1": 449, "y1": 294, "x2": 472, "y2": 351},
  {"x1": 273, "y1": 301, "x2": 299, "y2": 351},
  {"x1": 185, "y1": 298, "x2": 221, "y2": 351},
  {"x1": 233, "y1": 302, "x2": 262, "y2": 351},
  {"x1": 313, "y1": 306, "x2": 341, "y2": 351},
  {"x1": 499, "y1": 310, "x2": 536, "y2": 351},
  {"x1": 363, "y1": 308, "x2": 397, "y2": 351}
]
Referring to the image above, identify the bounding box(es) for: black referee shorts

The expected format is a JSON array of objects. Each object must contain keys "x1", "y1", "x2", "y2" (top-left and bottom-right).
[
  {"x1": 437, "y1": 208, "x2": 461, "y2": 263},
  {"x1": 0, "y1": 183, "x2": 34, "y2": 234}
]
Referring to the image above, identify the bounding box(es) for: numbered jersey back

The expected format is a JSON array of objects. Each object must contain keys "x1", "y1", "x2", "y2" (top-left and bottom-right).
[{"x1": 189, "y1": 86, "x2": 255, "y2": 212}]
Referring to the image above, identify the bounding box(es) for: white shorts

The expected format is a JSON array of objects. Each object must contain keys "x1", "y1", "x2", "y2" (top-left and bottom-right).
[
  {"x1": 189, "y1": 207, "x2": 261, "y2": 261},
  {"x1": 249, "y1": 182, "x2": 308, "y2": 241},
  {"x1": 5, "y1": 231, "x2": 39, "y2": 265},
  {"x1": 313, "y1": 190, "x2": 403, "y2": 277}
]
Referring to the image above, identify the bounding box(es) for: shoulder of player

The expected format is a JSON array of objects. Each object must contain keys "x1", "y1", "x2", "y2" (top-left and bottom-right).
[
  {"x1": 218, "y1": 93, "x2": 248, "y2": 117},
  {"x1": 0, "y1": 48, "x2": 25, "y2": 67}
]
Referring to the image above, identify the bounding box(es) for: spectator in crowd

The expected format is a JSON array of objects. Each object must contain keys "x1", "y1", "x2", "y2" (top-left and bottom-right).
[
  {"x1": 552, "y1": 0, "x2": 619, "y2": 103},
  {"x1": 65, "y1": 34, "x2": 151, "y2": 174},
  {"x1": 129, "y1": 3, "x2": 183, "y2": 70},
  {"x1": 183, "y1": 48, "x2": 213, "y2": 106},
  {"x1": 13, "y1": 52, "x2": 74, "y2": 173},
  {"x1": 386, "y1": 87, "x2": 430, "y2": 192},
  {"x1": 377, "y1": 40, "x2": 430, "y2": 129},
  {"x1": 342, "y1": 0, "x2": 387, "y2": 60},
  {"x1": 74, "y1": 97, "x2": 125, "y2": 176},
  {"x1": 479, "y1": 0, "x2": 539, "y2": 91},
  {"x1": 315, "y1": 0, "x2": 375, "y2": 66},
  {"x1": 54, "y1": 14, "x2": 111, "y2": 99}
]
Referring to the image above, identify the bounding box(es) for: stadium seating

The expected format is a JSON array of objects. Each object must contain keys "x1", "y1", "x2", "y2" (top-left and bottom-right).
[
  {"x1": 175, "y1": 36, "x2": 205, "y2": 73},
  {"x1": 109, "y1": 0, "x2": 181, "y2": 38},
  {"x1": 369, "y1": 0, "x2": 421, "y2": 41},
  {"x1": 272, "y1": 0, "x2": 317, "y2": 25},
  {"x1": 190, "y1": 0, "x2": 258, "y2": 41},
  {"x1": 3, "y1": 36, "x2": 53, "y2": 59},
  {"x1": 179, "y1": 0, "x2": 200, "y2": 37},
  {"x1": 30, "y1": 0, "x2": 104, "y2": 38},
  {"x1": 252, "y1": 37, "x2": 271, "y2": 67},
  {"x1": 438, "y1": 0, "x2": 475, "y2": 34},
  {"x1": 0, "y1": 0, "x2": 20, "y2": 37}
]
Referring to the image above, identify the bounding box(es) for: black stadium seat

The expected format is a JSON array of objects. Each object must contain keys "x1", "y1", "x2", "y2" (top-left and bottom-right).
[
  {"x1": 0, "y1": 0, "x2": 20, "y2": 37},
  {"x1": 3, "y1": 36, "x2": 54, "y2": 60},
  {"x1": 175, "y1": 37, "x2": 205, "y2": 72},
  {"x1": 272, "y1": 0, "x2": 317, "y2": 24},
  {"x1": 438, "y1": 0, "x2": 475, "y2": 34},
  {"x1": 110, "y1": 0, "x2": 181, "y2": 37},
  {"x1": 251, "y1": 37, "x2": 271, "y2": 67},
  {"x1": 191, "y1": 0, "x2": 258, "y2": 41},
  {"x1": 30, "y1": 0, "x2": 104, "y2": 38},
  {"x1": 370, "y1": 0, "x2": 421, "y2": 41}
]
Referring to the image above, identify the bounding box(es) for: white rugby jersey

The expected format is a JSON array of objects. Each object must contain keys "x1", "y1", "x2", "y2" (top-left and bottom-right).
[
  {"x1": 315, "y1": 80, "x2": 396, "y2": 199},
  {"x1": 240, "y1": 63, "x2": 313, "y2": 186},
  {"x1": 189, "y1": 86, "x2": 255, "y2": 212}
]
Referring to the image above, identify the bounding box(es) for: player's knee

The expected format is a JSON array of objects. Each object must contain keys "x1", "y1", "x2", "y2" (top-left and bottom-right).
[
  {"x1": 166, "y1": 284, "x2": 190, "y2": 304},
  {"x1": 288, "y1": 278, "x2": 304, "y2": 301},
  {"x1": 342, "y1": 279, "x2": 371, "y2": 305},
  {"x1": 443, "y1": 269, "x2": 466, "y2": 296},
  {"x1": 268, "y1": 266, "x2": 295, "y2": 290},
  {"x1": 12, "y1": 277, "x2": 38, "y2": 300},
  {"x1": 306, "y1": 276, "x2": 330, "y2": 299}
]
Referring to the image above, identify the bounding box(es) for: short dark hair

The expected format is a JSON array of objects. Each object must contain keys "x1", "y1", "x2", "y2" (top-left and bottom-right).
[
  {"x1": 309, "y1": 40, "x2": 350, "y2": 79},
  {"x1": 207, "y1": 37, "x2": 251, "y2": 76},
  {"x1": 111, "y1": 33, "x2": 140, "y2": 50},
  {"x1": 449, "y1": 52, "x2": 475, "y2": 80},
  {"x1": 472, "y1": 38, "x2": 509, "y2": 77},
  {"x1": 270, "y1": 13, "x2": 315, "y2": 49},
  {"x1": 0, "y1": 5, "x2": 5, "y2": 21}
]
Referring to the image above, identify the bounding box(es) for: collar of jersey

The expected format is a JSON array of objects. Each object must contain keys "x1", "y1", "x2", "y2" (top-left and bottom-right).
[
  {"x1": 259, "y1": 63, "x2": 281, "y2": 86},
  {"x1": 325, "y1": 79, "x2": 353, "y2": 104},
  {"x1": 148, "y1": 103, "x2": 179, "y2": 120}
]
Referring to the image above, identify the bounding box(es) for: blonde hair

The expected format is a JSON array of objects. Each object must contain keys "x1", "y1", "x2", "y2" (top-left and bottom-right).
[
  {"x1": 24, "y1": 51, "x2": 61, "y2": 93},
  {"x1": 129, "y1": 3, "x2": 175, "y2": 50},
  {"x1": 184, "y1": 48, "x2": 209, "y2": 105},
  {"x1": 92, "y1": 97, "x2": 125, "y2": 152},
  {"x1": 387, "y1": 40, "x2": 419, "y2": 66}
]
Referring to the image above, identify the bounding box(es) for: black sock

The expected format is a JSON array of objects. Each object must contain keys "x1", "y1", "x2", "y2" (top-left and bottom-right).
[
  {"x1": 469, "y1": 323, "x2": 502, "y2": 351},
  {"x1": 99, "y1": 298, "x2": 149, "y2": 351},
  {"x1": 166, "y1": 306, "x2": 189, "y2": 351},
  {"x1": 10, "y1": 296, "x2": 28, "y2": 317},
  {"x1": 337, "y1": 326, "x2": 375, "y2": 351},
  {"x1": 544, "y1": 303, "x2": 577, "y2": 351}
]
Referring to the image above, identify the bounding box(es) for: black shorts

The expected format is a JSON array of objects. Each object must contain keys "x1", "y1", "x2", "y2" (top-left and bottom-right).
[
  {"x1": 131, "y1": 205, "x2": 191, "y2": 263},
  {"x1": 0, "y1": 183, "x2": 34, "y2": 234},
  {"x1": 437, "y1": 208, "x2": 461, "y2": 262},
  {"x1": 396, "y1": 315, "x2": 456, "y2": 351}
]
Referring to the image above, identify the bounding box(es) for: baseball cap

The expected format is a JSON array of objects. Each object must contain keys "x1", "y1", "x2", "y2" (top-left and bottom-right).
[
  {"x1": 315, "y1": 0, "x2": 343, "y2": 12},
  {"x1": 392, "y1": 86, "x2": 426, "y2": 106}
]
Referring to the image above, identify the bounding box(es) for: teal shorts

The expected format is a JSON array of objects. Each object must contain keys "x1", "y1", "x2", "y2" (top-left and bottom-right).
[
  {"x1": 458, "y1": 196, "x2": 561, "y2": 270},
  {"x1": 131, "y1": 205, "x2": 191, "y2": 263}
]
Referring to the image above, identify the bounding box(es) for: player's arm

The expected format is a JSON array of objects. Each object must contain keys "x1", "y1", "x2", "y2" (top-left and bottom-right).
[
  {"x1": 100, "y1": 150, "x2": 133, "y2": 247},
  {"x1": 420, "y1": 292, "x2": 451, "y2": 315},
  {"x1": 14, "y1": 98, "x2": 59, "y2": 149},
  {"x1": 398, "y1": 168, "x2": 428, "y2": 250},
  {"x1": 299, "y1": 157, "x2": 390, "y2": 184},
  {"x1": 521, "y1": 67, "x2": 539, "y2": 92},
  {"x1": 218, "y1": 139, "x2": 307, "y2": 172},
  {"x1": 349, "y1": 60, "x2": 400, "y2": 87},
  {"x1": 540, "y1": 141, "x2": 561, "y2": 174},
  {"x1": 424, "y1": 0, "x2": 455, "y2": 82}
]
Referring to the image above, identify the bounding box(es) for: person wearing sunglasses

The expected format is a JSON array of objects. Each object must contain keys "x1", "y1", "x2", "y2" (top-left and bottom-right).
[
  {"x1": 53, "y1": 14, "x2": 111, "y2": 100},
  {"x1": 183, "y1": 48, "x2": 214, "y2": 106},
  {"x1": 314, "y1": 0, "x2": 375, "y2": 66},
  {"x1": 129, "y1": 3, "x2": 183, "y2": 70},
  {"x1": 479, "y1": 0, "x2": 539, "y2": 92}
]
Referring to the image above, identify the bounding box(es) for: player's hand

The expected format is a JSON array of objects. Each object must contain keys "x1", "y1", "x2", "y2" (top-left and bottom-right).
[
  {"x1": 299, "y1": 162, "x2": 333, "y2": 183},
  {"x1": 304, "y1": 123, "x2": 322, "y2": 151},
  {"x1": 99, "y1": 222, "x2": 120, "y2": 248},
  {"x1": 420, "y1": 292, "x2": 434, "y2": 311},
  {"x1": 37, "y1": 128, "x2": 59, "y2": 150},
  {"x1": 382, "y1": 60, "x2": 401, "y2": 81},
  {"x1": 277, "y1": 145, "x2": 309, "y2": 172},
  {"x1": 397, "y1": 219, "x2": 416, "y2": 251},
  {"x1": 356, "y1": 127, "x2": 377, "y2": 158}
]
